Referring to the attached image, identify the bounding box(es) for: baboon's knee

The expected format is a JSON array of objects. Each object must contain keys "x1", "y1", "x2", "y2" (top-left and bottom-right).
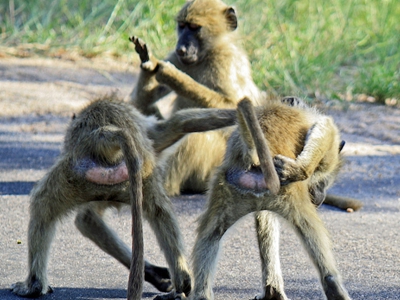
[{"x1": 74, "y1": 209, "x2": 98, "y2": 236}]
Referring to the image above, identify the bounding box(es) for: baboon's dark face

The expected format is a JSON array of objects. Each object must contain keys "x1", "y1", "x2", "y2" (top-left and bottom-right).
[{"x1": 175, "y1": 22, "x2": 202, "y2": 65}]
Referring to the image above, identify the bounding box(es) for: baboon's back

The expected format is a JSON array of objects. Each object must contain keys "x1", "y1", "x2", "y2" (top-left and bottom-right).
[{"x1": 257, "y1": 103, "x2": 311, "y2": 159}]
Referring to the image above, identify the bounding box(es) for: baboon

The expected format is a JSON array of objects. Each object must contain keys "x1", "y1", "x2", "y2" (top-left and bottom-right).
[
  {"x1": 11, "y1": 96, "x2": 237, "y2": 299},
  {"x1": 130, "y1": 0, "x2": 265, "y2": 196},
  {"x1": 129, "y1": 0, "x2": 363, "y2": 212},
  {"x1": 190, "y1": 98, "x2": 352, "y2": 300}
]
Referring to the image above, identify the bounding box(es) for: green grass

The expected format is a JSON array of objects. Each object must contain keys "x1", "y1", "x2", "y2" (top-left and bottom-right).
[{"x1": 1, "y1": 0, "x2": 399, "y2": 104}]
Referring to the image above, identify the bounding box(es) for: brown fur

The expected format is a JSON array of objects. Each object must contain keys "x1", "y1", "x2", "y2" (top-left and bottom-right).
[
  {"x1": 10, "y1": 96, "x2": 237, "y2": 299},
  {"x1": 190, "y1": 98, "x2": 351, "y2": 300}
]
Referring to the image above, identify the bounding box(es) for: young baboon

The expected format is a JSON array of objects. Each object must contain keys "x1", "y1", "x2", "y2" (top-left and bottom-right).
[
  {"x1": 10, "y1": 96, "x2": 237, "y2": 299},
  {"x1": 190, "y1": 98, "x2": 352, "y2": 300},
  {"x1": 128, "y1": 0, "x2": 363, "y2": 213}
]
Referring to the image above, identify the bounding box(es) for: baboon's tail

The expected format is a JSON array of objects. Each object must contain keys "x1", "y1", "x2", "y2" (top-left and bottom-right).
[
  {"x1": 324, "y1": 194, "x2": 363, "y2": 211},
  {"x1": 237, "y1": 98, "x2": 280, "y2": 195},
  {"x1": 111, "y1": 128, "x2": 144, "y2": 300}
]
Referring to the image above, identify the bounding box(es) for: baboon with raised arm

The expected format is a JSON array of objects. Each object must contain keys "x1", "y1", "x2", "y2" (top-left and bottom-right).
[
  {"x1": 130, "y1": 0, "x2": 265, "y2": 196},
  {"x1": 190, "y1": 98, "x2": 352, "y2": 300},
  {"x1": 129, "y1": 0, "x2": 363, "y2": 212},
  {"x1": 11, "y1": 96, "x2": 237, "y2": 299}
]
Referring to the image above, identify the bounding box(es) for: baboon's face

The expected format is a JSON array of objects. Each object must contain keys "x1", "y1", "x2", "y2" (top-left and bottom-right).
[{"x1": 175, "y1": 21, "x2": 202, "y2": 65}]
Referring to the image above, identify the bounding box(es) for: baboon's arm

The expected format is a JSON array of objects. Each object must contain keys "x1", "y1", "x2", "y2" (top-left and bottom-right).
[
  {"x1": 156, "y1": 60, "x2": 235, "y2": 108},
  {"x1": 296, "y1": 116, "x2": 338, "y2": 177},
  {"x1": 148, "y1": 108, "x2": 236, "y2": 153},
  {"x1": 130, "y1": 72, "x2": 170, "y2": 119},
  {"x1": 129, "y1": 37, "x2": 171, "y2": 119},
  {"x1": 274, "y1": 115, "x2": 339, "y2": 186}
]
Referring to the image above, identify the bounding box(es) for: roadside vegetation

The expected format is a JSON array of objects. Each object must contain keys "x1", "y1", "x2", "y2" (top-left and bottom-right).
[{"x1": 1, "y1": 0, "x2": 399, "y2": 104}]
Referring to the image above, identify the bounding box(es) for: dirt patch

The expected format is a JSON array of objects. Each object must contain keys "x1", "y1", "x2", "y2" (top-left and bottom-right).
[{"x1": 0, "y1": 57, "x2": 136, "y2": 117}]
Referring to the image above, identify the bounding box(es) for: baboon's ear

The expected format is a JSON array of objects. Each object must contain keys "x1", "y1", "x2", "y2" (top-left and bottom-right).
[{"x1": 225, "y1": 7, "x2": 237, "y2": 31}]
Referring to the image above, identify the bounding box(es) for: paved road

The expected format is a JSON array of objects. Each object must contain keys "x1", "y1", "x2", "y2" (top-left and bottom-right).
[{"x1": 0, "y1": 113, "x2": 399, "y2": 300}]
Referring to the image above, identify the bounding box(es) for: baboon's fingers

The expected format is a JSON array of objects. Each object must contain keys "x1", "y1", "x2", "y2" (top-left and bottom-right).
[
  {"x1": 273, "y1": 154, "x2": 308, "y2": 185},
  {"x1": 129, "y1": 36, "x2": 150, "y2": 63}
]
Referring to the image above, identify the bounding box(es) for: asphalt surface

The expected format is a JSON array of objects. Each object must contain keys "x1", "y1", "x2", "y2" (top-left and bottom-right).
[{"x1": 0, "y1": 113, "x2": 399, "y2": 300}]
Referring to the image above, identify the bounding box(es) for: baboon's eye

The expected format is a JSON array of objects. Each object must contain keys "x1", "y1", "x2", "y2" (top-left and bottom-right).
[
  {"x1": 189, "y1": 23, "x2": 201, "y2": 30},
  {"x1": 178, "y1": 22, "x2": 186, "y2": 29}
]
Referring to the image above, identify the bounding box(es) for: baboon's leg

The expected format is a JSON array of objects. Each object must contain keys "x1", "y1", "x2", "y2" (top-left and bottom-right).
[
  {"x1": 254, "y1": 212, "x2": 288, "y2": 300},
  {"x1": 11, "y1": 166, "x2": 76, "y2": 298},
  {"x1": 282, "y1": 192, "x2": 351, "y2": 300},
  {"x1": 143, "y1": 172, "x2": 191, "y2": 298},
  {"x1": 75, "y1": 204, "x2": 172, "y2": 292},
  {"x1": 163, "y1": 131, "x2": 228, "y2": 196},
  {"x1": 191, "y1": 184, "x2": 256, "y2": 300}
]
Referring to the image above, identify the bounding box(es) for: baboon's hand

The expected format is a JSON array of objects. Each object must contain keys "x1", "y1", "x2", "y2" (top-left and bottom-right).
[
  {"x1": 274, "y1": 154, "x2": 308, "y2": 185},
  {"x1": 11, "y1": 281, "x2": 53, "y2": 298},
  {"x1": 153, "y1": 291, "x2": 188, "y2": 300},
  {"x1": 129, "y1": 36, "x2": 157, "y2": 72}
]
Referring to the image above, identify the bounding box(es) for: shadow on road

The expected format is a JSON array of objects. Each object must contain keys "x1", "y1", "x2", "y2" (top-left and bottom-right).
[{"x1": 0, "y1": 181, "x2": 36, "y2": 195}]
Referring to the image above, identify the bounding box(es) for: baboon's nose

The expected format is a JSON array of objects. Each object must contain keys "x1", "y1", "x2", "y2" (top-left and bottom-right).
[{"x1": 176, "y1": 46, "x2": 187, "y2": 56}]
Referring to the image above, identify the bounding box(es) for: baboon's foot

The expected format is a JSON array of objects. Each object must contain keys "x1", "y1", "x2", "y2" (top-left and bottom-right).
[
  {"x1": 253, "y1": 285, "x2": 288, "y2": 300},
  {"x1": 309, "y1": 180, "x2": 328, "y2": 207},
  {"x1": 145, "y1": 264, "x2": 173, "y2": 292},
  {"x1": 281, "y1": 96, "x2": 307, "y2": 109},
  {"x1": 153, "y1": 290, "x2": 188, "y2": 300},
  {"x1": 273, "y1": 154, "x2": 308, "y2": 185},
  {"x1": 175, "y1": 270, "x2": 192, "y2": 296},
  {"x1": 11, "y1": 279, "x2": 53, "y2": 298},
  {"x1": 323, "y1": 275, "x2": 351, "y2": 300}
]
